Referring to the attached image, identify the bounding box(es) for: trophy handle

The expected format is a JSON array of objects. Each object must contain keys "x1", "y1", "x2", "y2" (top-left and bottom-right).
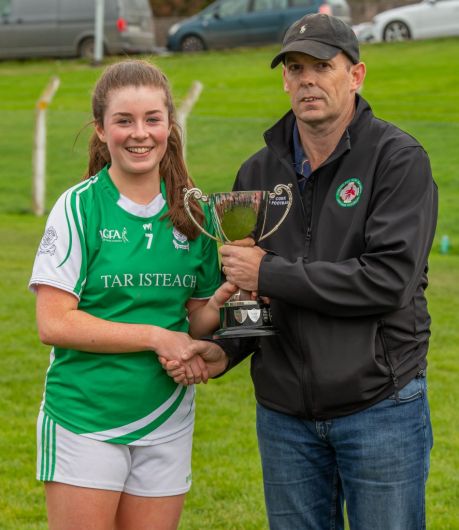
[
  {"x1": 258, "y1": 184, "x2": 293, "y2": 242},
  {"x1": 183, "y1": 187, "x2": 220, "y2": 242}
]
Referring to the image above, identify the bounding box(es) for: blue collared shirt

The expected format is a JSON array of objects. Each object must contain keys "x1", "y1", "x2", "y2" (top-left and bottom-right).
[{"x1": 293, "y1": 122, "x2": 311, "y2": 192}]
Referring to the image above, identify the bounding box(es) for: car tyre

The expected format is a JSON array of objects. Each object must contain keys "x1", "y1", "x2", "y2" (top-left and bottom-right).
[
  {"x1": 78, "y1": 37, "x2": 95, "y2": 59},
  {"x1": 383, "y1": 21, "x2": 411, "y2": 42},
  {"x1": 180, "y1": 35, "x2": 205, "y2": 52}
]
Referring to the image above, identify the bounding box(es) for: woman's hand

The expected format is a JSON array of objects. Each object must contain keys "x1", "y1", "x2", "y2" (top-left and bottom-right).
[
  {"x1": 209, "y1": 281, "x2": 238, "y2": 309},
  {"x1": 187, "y1": 281, "x2": 237, "y2": 339},
  {"x1": 152, "y1": 328, "x2": 209, "y2": 383},
  {"x1": 151, "y1": 328, "x2": 193, "y2": 361}
]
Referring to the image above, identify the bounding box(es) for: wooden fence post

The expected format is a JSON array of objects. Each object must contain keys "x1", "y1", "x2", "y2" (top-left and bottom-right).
[
  {"x1": 32, "y1": 76, "x2": 60, "y2": 216},
  {"x1": 177, "y1": 80, "x2": 203, "y2": 160}
]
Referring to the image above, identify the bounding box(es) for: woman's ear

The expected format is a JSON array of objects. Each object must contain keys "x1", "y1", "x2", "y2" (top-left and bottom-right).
[{"x1": 95, "y1": 122, "x2": 106, "y2": 143}]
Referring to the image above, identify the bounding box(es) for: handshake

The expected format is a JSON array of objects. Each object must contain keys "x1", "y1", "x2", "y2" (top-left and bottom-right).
[
  {"x1": 156, "y1": 239, "x2": 269, "y2": 385},
  {"x1": 159, "y1": 340, "x2": 229, "y2": 385}
]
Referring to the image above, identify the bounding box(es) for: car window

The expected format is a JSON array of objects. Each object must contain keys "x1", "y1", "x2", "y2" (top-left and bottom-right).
[
  {"x1": 132, "y1": 0, "x2": 150, "y2": 7},
  {"x1": 119, "y1": 0, "x2": 150, "y2": 11},
  {"x1": 253, "y1": 0, "x2": 288, "y2": 11},
  {"x1": 290, "y1": 0, "x2": 316, "y2": 6},
  {"x1": 0, "y1": 0, "x2": 11, "y2": 16},
  {"x1": 8, "y1": 0, "x2": 57, "y2": 16},
  {"x1": 218, "y1": 0, "x2": 249, "y2": 18},
  {"x1": 201, "y1": 3, "x2": 218, "y2": 21},
  {"x1": 119, "y1": 0, "x2": 152, "y2": 20}
]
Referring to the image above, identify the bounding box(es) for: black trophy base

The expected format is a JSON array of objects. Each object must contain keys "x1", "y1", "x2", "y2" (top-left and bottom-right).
[
  {"x1": 213, "y1": 325, "x2": 278, "y2": 338},
  {"x1": 213, "y1": 301, "x2": 279, "y2": 339}
]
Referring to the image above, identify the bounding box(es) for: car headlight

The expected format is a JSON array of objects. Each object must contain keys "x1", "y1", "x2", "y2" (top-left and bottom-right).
[{"x1": 168, "y1": 23, "x2": 181, "y2": 36}]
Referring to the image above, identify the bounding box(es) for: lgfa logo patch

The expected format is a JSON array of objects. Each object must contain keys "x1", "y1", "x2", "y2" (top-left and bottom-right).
[
  {"x1": 336, "y1": 178, "x2": 363, "y2": 208},
  {"x1": 99, "y1": 227, "x2": 129, "y2": 243}
]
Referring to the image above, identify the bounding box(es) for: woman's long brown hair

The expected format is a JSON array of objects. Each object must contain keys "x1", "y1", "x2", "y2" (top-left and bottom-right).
[{"x1": 85, "y1": 59, "x2": 204, "y2": 240}]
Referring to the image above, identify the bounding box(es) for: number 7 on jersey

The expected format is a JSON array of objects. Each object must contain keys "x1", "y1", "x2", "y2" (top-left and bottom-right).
[{"x1": 145, "y1": 233, "x2": 153, "y2": 249}]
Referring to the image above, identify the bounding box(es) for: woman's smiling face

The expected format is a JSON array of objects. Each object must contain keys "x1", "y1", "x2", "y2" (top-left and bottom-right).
[{"x1": 95, "y1": 85, "x2": 170, "y2": 182}]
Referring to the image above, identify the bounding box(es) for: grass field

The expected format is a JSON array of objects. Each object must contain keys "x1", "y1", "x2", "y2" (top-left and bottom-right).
[{"x1": 0, "y1": 37, "x2": 458, "y2": 529}]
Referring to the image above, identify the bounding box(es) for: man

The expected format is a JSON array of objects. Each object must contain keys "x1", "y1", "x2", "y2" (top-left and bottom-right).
[{"x1": 166, "y1": 13, "x2": 437, "y2": 530}]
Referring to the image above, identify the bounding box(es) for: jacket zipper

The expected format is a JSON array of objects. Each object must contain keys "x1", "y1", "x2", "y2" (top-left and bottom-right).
[
  {"x1": 299, "y1": 175, "x2": 316, "y2": 416},
  {"x1": 275, "y1": 151, "x2": 316, "y2": 417},
  {"x1": 302, "y1": 175, "x2": 315, "y2": 262},
  {"x1": 378, "y1": 320, "x2": 399, "y2": 401}
]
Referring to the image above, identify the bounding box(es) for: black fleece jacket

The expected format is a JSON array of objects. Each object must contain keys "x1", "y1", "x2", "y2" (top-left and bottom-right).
[{"x1": 217, "y1": 95, "x2": 438, "y2": 420}]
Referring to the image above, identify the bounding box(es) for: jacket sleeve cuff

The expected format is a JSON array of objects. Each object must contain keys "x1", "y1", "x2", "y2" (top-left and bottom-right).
[{"x1": 201, "y1": 337, "x2": 257, "y2": 377}]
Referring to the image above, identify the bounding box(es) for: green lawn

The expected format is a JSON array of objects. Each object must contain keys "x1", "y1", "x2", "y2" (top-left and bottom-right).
[{"x1": 0, "y1": 37, "x2": 458, "y2": 529}]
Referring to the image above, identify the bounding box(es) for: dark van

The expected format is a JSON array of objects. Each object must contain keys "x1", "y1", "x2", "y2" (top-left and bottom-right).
[{"x1": 0, "y1": 0, "x2": 155, "y2": 59}]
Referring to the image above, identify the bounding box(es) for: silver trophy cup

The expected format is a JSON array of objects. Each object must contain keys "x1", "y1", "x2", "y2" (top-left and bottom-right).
[{"x1": 184, "y1": 184, "x2": 293, "y2": 338}]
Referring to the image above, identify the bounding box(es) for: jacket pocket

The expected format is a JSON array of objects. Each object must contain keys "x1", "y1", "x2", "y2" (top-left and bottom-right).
[
  {"x1": 302, "y1": 314, "x2": 393, "y2": 416},
  {"x1": 377, "y1": 320, "x2": 399, "y2": 390}
]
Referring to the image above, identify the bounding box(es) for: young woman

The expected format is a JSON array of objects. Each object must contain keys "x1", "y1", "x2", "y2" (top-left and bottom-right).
[{"x1": 29, "y1": 59, "x2": 233, "y2": 530}]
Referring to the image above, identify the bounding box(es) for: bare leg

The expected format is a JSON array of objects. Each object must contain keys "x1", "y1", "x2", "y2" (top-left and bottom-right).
[
  {"x1": 115, "y1": 492, "x2": 186, "y2": 530},
  {"x1": 45, "y1": 482, "x2": 121, "y2": 530}
]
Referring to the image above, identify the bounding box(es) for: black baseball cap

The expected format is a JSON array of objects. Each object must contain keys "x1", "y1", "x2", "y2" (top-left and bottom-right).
[{"x1": 271, "y1": 13, "x2": 360, "y2": 68}]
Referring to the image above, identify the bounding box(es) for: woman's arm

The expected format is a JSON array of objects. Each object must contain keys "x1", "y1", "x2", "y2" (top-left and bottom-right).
[
  {"x1": 186, "y1": 282, "x2": 237, "y2": 339},
  {"x1": 36, "y1": 284, "x2": 194, "y2": 362}
]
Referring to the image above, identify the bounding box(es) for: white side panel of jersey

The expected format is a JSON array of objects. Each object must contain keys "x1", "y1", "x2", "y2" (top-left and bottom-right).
[
  {"x1": 135, "y1": 386, "x2": 195, "y2": 446},
  {"x1": 29, "y1": 184, "x2": 88, "y2": 299},
  {"x1": 85, "y1": 385, "x2": 195, "y2": 446}
]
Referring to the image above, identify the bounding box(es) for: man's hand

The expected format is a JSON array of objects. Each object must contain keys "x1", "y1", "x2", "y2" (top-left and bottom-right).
[
  {"x1": 220, "y1": 244, "x2": 266, "y2": 292},
  {"x1": 159, "y1": 341, "x2": 228, "y2": 385},
  {"x1": 231, "y1": 237, "x2": 255, "y2": 247}
]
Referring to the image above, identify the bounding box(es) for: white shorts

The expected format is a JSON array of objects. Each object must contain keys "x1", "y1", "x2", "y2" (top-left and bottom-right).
[{"x1": 36, "y1": 411, "x2": 193, "y2": 497}]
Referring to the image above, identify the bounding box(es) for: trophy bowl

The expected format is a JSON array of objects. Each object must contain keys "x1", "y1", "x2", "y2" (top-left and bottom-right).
[{"x1": 184, "y1": 185, "x2": 292, "y2": 338}]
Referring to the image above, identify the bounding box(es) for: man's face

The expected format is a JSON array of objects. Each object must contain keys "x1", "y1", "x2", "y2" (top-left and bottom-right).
[{"x1": 282, "y1": 51, "x2": 364, "y2": 127}]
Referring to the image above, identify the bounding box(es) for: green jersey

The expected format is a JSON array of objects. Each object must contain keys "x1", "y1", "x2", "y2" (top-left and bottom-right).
[{"x1": 30, "y1": 166, "x2": 220, "y2": 445}]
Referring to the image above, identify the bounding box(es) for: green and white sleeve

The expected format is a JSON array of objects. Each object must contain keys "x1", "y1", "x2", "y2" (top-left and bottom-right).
[{"x1": 29, "y1": 188, "x2": 87, "y2": 299}]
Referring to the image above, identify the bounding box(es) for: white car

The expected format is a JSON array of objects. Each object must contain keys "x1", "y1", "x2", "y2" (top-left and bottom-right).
[
  {"x1": 352, "y1": 22, "x2": 375, "y2": 42},
  {"x1": 369, "y1": 0, "x2": 459, "y2": 42}
]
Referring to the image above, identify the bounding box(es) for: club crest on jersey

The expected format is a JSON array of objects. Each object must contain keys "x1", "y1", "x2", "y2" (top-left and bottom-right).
[
  {"x1": 336, "y1": 178, "x2": 363, "y2": 208},
  {"x1": 172, "y1": 228, "x2": 189, "y2": 251},
  {"x1": 99, "y1": 227, "x2": 129, "y2": 243},
  {"x1": 38, "y1": 226, "x2": 58, "y2": 255}
]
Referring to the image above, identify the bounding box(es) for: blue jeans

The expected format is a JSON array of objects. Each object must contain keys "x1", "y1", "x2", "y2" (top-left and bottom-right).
[{"x1": 256, "y1": 376, "x2": 433, "y2": 530}]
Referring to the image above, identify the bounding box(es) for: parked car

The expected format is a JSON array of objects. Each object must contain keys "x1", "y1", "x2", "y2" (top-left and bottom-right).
[
  {"x1": 352, "y1": 22, "x2": 375, "y2": 43},
  {"x1": 166, "y1": 0, "x2": 352, "y2": 52},
  {"x1": 0, "y1": 0, "x2": 155, "y2": 60},
  {"x1": 367, "y1": 0, "x2": 459, "y2": 42}
]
